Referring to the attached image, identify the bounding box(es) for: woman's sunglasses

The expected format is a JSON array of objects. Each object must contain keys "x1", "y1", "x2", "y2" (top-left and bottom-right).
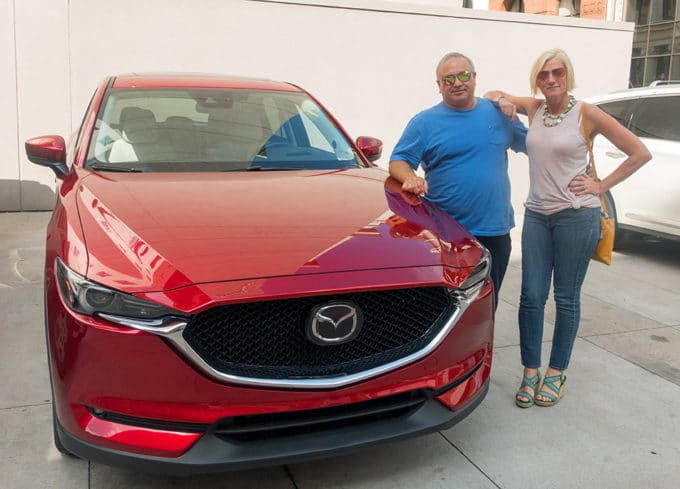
[{"x1": 537, "y1": 68, "x2": 566, "y2": 82}]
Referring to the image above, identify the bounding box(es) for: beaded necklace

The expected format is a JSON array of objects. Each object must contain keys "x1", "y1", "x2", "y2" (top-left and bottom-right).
[{"x1": 542, "y1": 95, "x2": 576, "y2": 127}]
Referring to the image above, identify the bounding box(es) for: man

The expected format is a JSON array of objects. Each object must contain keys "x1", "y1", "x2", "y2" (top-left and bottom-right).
[{"x1": 389, "y1": 52, "x2": 527, "y2": 309}]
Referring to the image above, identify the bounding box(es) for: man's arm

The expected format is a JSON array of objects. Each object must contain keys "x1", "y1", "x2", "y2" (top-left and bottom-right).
[
  {"x1": 390, "y1": 113, "x2": 427, "y2": 195},
  {"x1": 389, "y1": 160, "x2": 428, "y2": 195}
]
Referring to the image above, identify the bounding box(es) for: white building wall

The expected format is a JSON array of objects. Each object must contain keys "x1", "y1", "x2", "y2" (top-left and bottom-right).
[
  {"x1": 13, "y1": 0, "x2": 71, "y2": 211},
  {"x1": 4, "y1": 0, "x2": 633, "y2": 210},
  {"x1": 1, "y1": 0, "x2": 20, "y2": 211}
]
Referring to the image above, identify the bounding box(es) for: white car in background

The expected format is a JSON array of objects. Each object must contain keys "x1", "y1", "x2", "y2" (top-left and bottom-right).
[{"x1": 585, "y1": 83, "x2": 680, "y2": 244}]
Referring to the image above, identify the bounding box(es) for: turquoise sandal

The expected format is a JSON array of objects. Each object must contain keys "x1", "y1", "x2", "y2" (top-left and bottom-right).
[
  {"x1": 534, "y1": 373, "x2": 567, "y2": 407},
  {"x1": 515, "y1": 371, "x2": 541, "y2": 408}
]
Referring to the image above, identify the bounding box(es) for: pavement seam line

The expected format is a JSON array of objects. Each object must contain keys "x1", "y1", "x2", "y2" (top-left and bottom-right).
[
  {"x1": 283, "y1": 465, "x2": 301, "y2": 489},
  {"x1": 437, "y1": 431, "x2": 502, "y2": 489},
  {"x1": 581, "y1": 337, "x2": 680, "y2": 388},
  {"x1": 0, "y1": 401, "x2": 51, "y2": 411},
  {"x1": 580, "y1": 324, "x2": 680, "y2": 338}
]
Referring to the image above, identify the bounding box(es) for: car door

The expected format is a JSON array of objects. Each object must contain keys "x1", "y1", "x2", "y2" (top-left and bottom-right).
[{"x1": 594, "y1": 94, "x2": 680, "y2": 238}]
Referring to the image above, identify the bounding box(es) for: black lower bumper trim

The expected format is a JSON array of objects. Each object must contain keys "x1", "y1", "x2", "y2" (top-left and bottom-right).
[{"x1": 56, "y1": 379, "x2": 489, "y2": 475}]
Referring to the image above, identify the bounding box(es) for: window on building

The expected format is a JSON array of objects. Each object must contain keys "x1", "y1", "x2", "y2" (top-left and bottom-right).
[{"x1": 628, "y1": 0, "x2": 680, "y2": 86}]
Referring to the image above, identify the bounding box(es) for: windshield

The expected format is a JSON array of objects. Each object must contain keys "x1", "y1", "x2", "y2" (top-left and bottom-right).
[{"x1": 86, "y1": 88, "x2": 364, "y2": 172}]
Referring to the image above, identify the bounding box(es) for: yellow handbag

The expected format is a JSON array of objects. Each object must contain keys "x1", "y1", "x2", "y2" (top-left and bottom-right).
[{"x1": 582, "y1": 105, "x2": 614, "y2": 266}]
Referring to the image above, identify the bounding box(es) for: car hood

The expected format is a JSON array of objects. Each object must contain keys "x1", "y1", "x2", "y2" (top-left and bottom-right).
[{"x1": 75, "y1": 168, "x2": 482, "y2": 293}]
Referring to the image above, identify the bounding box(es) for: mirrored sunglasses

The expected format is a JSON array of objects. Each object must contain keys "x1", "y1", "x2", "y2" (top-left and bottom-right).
[{"x1": 441, "y1": 71, "x2": 473, "y2": 86}]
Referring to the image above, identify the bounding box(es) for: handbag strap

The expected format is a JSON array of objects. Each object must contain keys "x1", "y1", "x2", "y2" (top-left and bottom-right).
[
  {"x1": 580, "y1": 103, "x2": 609, "y2": 214},
  {"x1": 580, "y1": 103, "x2": 599, "y2": 180}
]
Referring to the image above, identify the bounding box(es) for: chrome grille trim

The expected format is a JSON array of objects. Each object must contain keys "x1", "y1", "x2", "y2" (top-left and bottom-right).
[{"x1": 114, "y1": 287, "x2": 480, "y2": 389}]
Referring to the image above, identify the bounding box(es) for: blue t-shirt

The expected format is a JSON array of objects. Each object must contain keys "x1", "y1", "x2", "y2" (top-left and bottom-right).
[{"x1": 390, "y1": 98, "x2": 527, "y2": 236}]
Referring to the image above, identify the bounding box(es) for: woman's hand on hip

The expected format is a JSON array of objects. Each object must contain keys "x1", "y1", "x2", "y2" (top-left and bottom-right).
[{"x1": 568, "y1": 174, "x2": 602, "y2": 196}]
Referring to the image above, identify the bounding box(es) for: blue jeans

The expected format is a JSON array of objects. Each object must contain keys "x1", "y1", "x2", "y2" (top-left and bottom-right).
[
  {"x1": 475, "y1": 234, "x2": 511, "y2": 311},
  {"x1": 518, "y1": 207, "x2": 600, "y2": 370}
]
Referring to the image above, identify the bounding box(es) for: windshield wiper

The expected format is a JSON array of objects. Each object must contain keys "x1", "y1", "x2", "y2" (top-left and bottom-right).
[
  {"x1": 245, "y1": 166, "x2": 300, "y2": 171},
  {"x1": 89, "y1": 164, "x2": 144, "y2": 173},
  {"x1": 218, "y1": 166, "x2": 299, "y2": 172}
]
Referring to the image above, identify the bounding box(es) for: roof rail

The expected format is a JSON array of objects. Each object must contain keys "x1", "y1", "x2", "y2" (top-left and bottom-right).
[{"x1": 649, "y1": 80, "x2": 680, "y2": 86}]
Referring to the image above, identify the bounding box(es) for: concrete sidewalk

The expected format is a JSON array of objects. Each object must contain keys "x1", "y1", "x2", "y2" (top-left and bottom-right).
[{"x1": 2, "y1": 211, "x2": 679, "y2": 489}]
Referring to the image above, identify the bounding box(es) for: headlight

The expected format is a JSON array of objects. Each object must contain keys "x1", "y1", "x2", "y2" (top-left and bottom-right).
[
  {"x1": 451, "y1": 248, "x2": 491, "y2": 303},
  {"x1": 55, "y1": 257, "x2": 185, "y2": 326}
]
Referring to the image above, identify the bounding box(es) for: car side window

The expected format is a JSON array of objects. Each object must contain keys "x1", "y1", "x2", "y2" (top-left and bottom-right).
[
  {"x1": 629, "y1": 95, "x2": 680, "y2": 141},
  {"x1": 597, "y1": 99, "x2": 636, "y2": 127}
]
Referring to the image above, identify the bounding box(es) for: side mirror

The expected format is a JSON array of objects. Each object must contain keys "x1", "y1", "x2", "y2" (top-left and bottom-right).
[
  {"x1": 356, "y1": 136, "x2": 383, "y2": 163},
  {"x1": 25, "y1": 135, "x2": 68, "y2": 179}
]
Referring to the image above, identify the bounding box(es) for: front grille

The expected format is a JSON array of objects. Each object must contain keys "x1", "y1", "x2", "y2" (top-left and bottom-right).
[
  {"x1": 214, "y1": 389, "x2": 429, "y2": 442},
  {"x1": 183, "y1": 287, "x2": 454, "y2": 379}
]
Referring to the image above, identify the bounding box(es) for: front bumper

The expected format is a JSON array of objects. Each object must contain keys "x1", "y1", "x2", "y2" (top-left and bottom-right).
[
  {"x1": 47, "y1": 268, "x2": 495, "y2": 474},
  {"x1": 56, "y1": 376, "x2": 489, "y2": 475}
]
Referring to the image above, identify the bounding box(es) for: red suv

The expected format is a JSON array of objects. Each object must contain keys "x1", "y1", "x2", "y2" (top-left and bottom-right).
[{"x1": 26, "y1": 74, "x2": 494, "y2": 474}]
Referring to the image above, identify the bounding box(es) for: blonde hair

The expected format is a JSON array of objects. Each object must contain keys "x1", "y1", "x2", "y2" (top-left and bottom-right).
[{"x1": 529, "y1": 48, "x2": 576, "y2": 95}]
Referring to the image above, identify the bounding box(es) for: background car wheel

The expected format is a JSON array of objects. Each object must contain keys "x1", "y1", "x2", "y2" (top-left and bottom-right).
[{"x1": 602, "y1": 191, "x2": 625, "y2": 250}]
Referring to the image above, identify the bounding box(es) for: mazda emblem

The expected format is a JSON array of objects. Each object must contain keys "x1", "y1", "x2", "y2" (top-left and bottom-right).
[{"x1": 305, "y1": 301, "x2": 364, "y2": 345}]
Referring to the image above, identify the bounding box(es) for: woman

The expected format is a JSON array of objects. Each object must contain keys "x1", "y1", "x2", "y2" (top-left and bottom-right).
[{"x1": 485, "y1": 49, "x2": 651, "y2": 408}]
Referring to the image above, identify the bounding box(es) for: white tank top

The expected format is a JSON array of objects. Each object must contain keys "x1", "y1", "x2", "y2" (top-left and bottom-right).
[{"x1": 525, "y1": 100, "x2": 600, "y2": 215}]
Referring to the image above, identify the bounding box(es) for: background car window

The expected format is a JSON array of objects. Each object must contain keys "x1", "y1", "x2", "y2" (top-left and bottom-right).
[
  {"x1": 597, "y1": 99, "x2": 636, "y2": 127},
  {"x1": 629, "y1": 95, "x2": 680, "y2": 141}
]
